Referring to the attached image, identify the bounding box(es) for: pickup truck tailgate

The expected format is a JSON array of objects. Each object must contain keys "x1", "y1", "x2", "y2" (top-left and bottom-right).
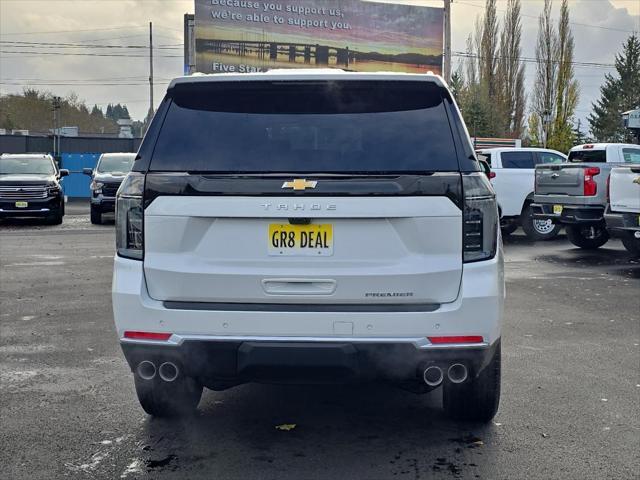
[
  {"x1": 610, "y1": 166, "x2": 640, "y2": 213},
  {"x1": 535, "y1": 165, "x2": 584, "y2": 196}
]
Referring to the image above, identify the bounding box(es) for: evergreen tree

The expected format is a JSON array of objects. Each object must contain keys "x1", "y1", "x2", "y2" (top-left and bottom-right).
[
  {"x1": 90, "y1": 105, "x2": 103, "y2": 118},
  {"x1": 572, "y1": 119, "x2": 590, "y2": 145},
  {"x1": 449, "y1": 71, "x2": 465, "y2": 102},
  {"x1": 589, "y1": 35, "x2": 640, "y2": 142}
]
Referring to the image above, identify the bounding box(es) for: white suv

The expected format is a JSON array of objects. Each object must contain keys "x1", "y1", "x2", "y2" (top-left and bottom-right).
[{"x1": 112, "y1": 70, "x2": 504, "y2": 422}]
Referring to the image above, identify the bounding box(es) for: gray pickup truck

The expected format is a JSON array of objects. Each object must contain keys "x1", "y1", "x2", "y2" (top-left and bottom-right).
[{"x1": 532, "y1": 143, "x2": 640, "y2": 249}]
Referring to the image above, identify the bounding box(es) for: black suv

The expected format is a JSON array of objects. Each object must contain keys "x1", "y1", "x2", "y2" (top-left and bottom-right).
[
  {"x1": 0, "y1": 154, "x2": 68, "y2": 224},
  {"x1": 83, "y1": 153, "x2": 135, "y2": 224}
]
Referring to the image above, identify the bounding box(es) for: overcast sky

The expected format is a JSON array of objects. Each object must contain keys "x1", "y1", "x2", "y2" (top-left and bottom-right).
[{"x1": 1, "y1": 0, "x2": 639, "y2": 132}]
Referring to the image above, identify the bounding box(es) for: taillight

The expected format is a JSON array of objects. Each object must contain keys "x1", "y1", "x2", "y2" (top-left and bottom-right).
[
  {"x1": 116, "y1": 172, "x2": 144, "y2": 260},
  {"x1": 124, "y1": 331, "x2": 171, "y2": 341},
  {"x1": 584, "y1": 167, "x2": 600, "y2": 196},
  {"x1": 428, "y1": 335, "x2": 484, "y2": 344},
  {"x1": 462, "y1": 173, "x2": 498, "y2": 263},
  {"x1": 489, "y1": 171, "x2": 496, "y2": 179}
]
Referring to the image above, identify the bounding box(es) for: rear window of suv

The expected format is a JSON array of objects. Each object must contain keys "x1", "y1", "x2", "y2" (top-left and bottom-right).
[{"x1": 150, "y1": 81, "x2": 460, "y2": 173}]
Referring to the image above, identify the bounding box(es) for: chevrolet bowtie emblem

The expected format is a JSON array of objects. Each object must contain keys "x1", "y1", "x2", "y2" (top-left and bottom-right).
[
  {"x1": 282, "y1": 179, "x2": 317, "y2": 191},
  {"x1": 633, "y1": 177, "x2": 640, "y2": 185}
]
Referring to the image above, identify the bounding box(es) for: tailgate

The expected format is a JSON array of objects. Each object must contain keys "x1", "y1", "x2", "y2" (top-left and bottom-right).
[
  {"x1": 535, "y1": 164, "x2": 584, "y2": 196},
  {"x1": 143, "y1": 195, "x2": 462, "y2": 305},
  {"x1": 610, "y1": 166, "x2": 640, "y2": 213}
]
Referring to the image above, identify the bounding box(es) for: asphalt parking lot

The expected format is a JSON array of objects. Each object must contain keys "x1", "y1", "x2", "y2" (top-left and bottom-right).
[{"x1": 1, "y1": 205, "x2": 639, "y2": 480}]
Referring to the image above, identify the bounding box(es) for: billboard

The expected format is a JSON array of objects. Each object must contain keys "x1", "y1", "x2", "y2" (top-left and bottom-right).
[{"x1": 194, "y1": 0, "x2": 443, "y2": 75}]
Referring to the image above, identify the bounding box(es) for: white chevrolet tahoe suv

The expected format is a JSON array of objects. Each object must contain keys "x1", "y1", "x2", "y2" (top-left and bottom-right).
[{"x1": 112, "y1": 70, "x2": 504, "y2": 422}]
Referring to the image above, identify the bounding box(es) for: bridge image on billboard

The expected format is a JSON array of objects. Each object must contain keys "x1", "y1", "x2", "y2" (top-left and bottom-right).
[{"x1": 195, "y1": 0, "x2": 443, "y2": 75}]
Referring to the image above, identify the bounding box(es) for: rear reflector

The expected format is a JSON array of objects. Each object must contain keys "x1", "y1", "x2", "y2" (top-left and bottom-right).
[
  {"x1": 123, "y1": 331, "x2": 172, "y2": 341},
  {"x1": 428, "y1": 335, "x2": 484, "y2": 344}
]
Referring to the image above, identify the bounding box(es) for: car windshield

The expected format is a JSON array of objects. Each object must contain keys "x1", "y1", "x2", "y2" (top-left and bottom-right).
[
  {"x1": 97, "y1": 155, "x2": 135, "y2": 173},
  {"x1": 0, "y1": 157, "x2": 56, "y2": 175},
  {"x1": 150, "y1": 81, "x2": 459, "y2": 173}
]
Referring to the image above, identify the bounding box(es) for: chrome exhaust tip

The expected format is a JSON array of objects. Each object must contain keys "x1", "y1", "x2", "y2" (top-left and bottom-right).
[
  {"x1": 447, "y1": 363, "x2": 468, "y2": 384},
  {"x1": 137, "y1": 360, "x2": 156, "y2": 380},
  {"x1": 158, "y1": 362, "x2": 179, "y2": 382},
  {"x1": 422, "y1": 365, "x2": 444, "y2": 387}
]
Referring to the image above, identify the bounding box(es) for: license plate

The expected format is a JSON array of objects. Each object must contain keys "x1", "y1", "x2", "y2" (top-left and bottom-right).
[
  {"x1": 268, "y1": 223, "x2": 333, "y2": 256},
  {"x1": 15, "y1": 201, "x2": 28, "y2": 208},
  {"x1": 553, "y1": 205, "x2": 563, "y2": 214}
]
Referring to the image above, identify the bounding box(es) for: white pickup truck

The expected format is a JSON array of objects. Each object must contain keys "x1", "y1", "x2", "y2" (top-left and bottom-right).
[
  {"x1": 477, "y1": 147, "x2": 567, "y2": 240},
  {"x1": 605, "y1": 162, "x2": 640, "y2": 255}
]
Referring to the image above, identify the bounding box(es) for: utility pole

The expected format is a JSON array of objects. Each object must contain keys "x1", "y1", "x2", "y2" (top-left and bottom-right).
[
  {"x1": 148, "y1": 21, "x2": 154, "y2": 120},
  {"x1": 51, "y1": 96, "x2": 61, "y2": 157},
  {"x1": 443, "y1": 0, "x2": 452, "y2": 83}
]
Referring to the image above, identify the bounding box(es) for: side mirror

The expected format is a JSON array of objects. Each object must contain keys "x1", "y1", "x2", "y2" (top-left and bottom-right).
[
  {"x1": 59, "y1": 169, "x2": 70, "y2": 178},
  {"x1": 479, "y1": 160, "x2": 492, "y2": 178},
  {"x1": 82, "y1": 168, "x2": 93, "y2": 176}
]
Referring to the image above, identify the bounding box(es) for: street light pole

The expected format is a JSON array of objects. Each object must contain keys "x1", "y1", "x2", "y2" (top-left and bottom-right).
[{"x1": 51, "y1": 96, "x2": 61, "y2": 157}]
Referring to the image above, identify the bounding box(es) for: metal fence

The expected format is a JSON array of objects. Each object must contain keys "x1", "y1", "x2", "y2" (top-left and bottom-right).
[{"x1": 0, "y1": 134, "x2": 142, "y2": 154}]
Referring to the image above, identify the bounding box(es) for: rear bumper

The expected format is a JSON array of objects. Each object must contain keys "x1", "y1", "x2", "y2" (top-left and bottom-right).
[
  {"x1": 531, "y1": 202, "x2": 604, "y2": 225},
  {"x1": 113, "y1": 248, "x2": 504, "y2": 383},
  {"x1": 0, "y1": 195, "x2": 62, "y2": 218},
  {"x1": 604, "y1": 208, "x2": 640, "y2": 233},
  {"x1": 120, "y1": 337, "x2": 499, "y2": 385}
]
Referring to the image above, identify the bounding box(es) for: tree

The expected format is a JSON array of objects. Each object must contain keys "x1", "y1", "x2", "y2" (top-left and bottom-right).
[
  {"x1": 552, "y1": 0, "x2": 579, "y2": 152},
  {"x1": 530, "y1": 0, "x2": 557, "y2": 147},
  {"x1": 496, "y1": 0, "x2": 526, "y2": 137},
  {"x1": 457, "y1": 1, "x2": 499, "y2": 138},
  {"x1": 589, "y1": 35, "x2": 640, "y2": 142},
  {"x1": 457, "y1": 0, "x2": 525, "y2": 140},
  {"x1": 529, "y1": 0, "x2": 579, "y2": 151},
  {"x1": 91, "y1": 105, "x2": 103, "y2": 118},
  {"x1": 0, "y1": 89, "x2": 119, "y2": 134},
  {"x1": 449, "y1": 71, "x2": 465, "y2": 101},
  {"x1": 572, "y1": 119, "x2": 590, "y2": 145}
]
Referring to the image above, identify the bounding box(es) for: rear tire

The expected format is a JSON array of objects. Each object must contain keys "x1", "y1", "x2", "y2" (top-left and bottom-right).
[
  {"x1": 521, "y1": 204, "x2": 560, "y2": 241},
  {"x1": 443, "y1": 343, "x2": 501, "y2": 423},
  {"x1": 621, "y1": 232, "x2": 640, "y2": 256},
  {"x1": 90, "y1": 205, "x2": 102, "y2": 225},
  {"x1": 134, "y1": 373, "x2": 203, "y2": 418},
  {"x1": 566, "y1": 224, "x2": 609, "y2": 249}
]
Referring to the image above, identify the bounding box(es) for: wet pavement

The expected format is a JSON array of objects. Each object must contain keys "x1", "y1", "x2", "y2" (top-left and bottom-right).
[{"x1": 1, "y1": 213, "x2": 639, "y2": 479}]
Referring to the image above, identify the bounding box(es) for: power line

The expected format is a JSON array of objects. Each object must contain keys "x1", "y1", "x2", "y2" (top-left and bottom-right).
[
  {"x1": 0, "y1": 81, "x2": 173, "y2": 86},
  {"x1": 0, "y1": 40, "x2": 181, "y2": 49},
  {"x1": 1, "y1": 76, "x2": 153, "y2": 81},
  {"x1": 452, "y1": 51, "x2": 615, "y2": 69},
  {"x1": 455, "y1": 1, "x2": 638, "y2": 34},
  {"x1": 0, "y1": 25, "x2": 147, "y2": 36},
  {"x1": 0, "y1": 50, "x2": 181, "y2": 58}
]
